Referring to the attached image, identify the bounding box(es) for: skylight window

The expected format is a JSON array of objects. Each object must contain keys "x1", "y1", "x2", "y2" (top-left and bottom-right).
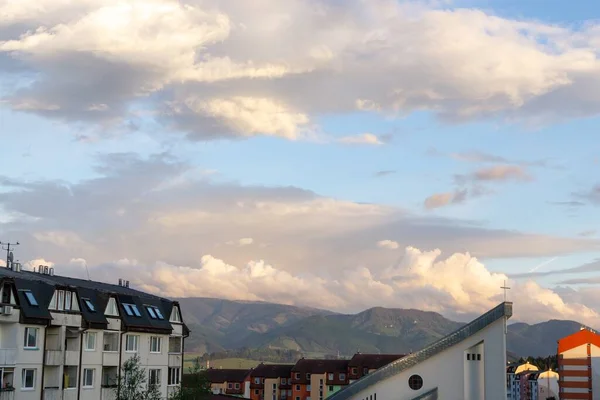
[
  {"x1": 24, "y1": 291, "x2": 38, "y2": 306},
  {"x1": 84, "y1": 299, "x2": 95, "y2": 312},
  {"x1": 154, "y1": 308, "x2": 164, "y2": 320},
  {"x1": 147, "y1": 307, "x2": 157, "y2": 319},
  {"x1": 123, "y1": 303, "x2": 141, "y2": 317},
  {"x1": 123, "y1": 304, "x2": 134, "y2": 316}
]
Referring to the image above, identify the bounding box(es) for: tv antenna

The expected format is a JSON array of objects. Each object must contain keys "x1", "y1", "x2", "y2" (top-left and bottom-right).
[{"x1": 0, "y1": 241, "x2": 19, "y2": 269}]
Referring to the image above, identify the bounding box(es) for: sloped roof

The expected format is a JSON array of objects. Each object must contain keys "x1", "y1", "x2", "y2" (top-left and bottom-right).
[
  {"x1": 0, "y1": 267, "x2": 187, "y2": 333},
  {"x1": 292, "y1": 359, "x2": 349, "y2": 374},
  {"x1": 327, "y1": 302, "x2": 512, "y2": 400},
  {"x1": 206, "y1": 368, "x2": 252, "y2": 383},
  {"x1": 558, "y1": 328, "x2": 600, "y2": 354},
  {"x1": 348, "y1": 354, "x2": 405, "y2": 370},
  {"x1": 251, "y1": 363, "x2": 294, "y2": 378}
]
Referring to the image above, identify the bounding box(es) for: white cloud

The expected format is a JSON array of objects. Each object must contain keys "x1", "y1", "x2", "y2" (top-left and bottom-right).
[
  {"x1": 226, "y1": 238, "x2": 254, "y2": 246},
  {"x1": 338, "y1": 133, "x2": 383, "y2": 145},
  {"x1": 40, "y1": 246, "x2": 600, "y2": 326},
  {"x1": 2, "y1": 0, "x2": 600, "y2": 137},
  {"x1": 377, "y1": 240, "x2": 400, "y2": 250}
]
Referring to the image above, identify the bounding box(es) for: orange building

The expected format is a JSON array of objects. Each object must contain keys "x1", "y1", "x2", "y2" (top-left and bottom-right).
[{"x1": 557, "y1": 328, "x2": 600, "y2": 400}]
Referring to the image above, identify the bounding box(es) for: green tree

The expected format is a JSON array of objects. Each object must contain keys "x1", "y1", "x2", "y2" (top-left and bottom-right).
[
  {"x1": 169, "y1": 358, "x2": 212, "y2": 400},
  {"x1": 114, "y1": 354, "x2": 163, "y2": 400}
]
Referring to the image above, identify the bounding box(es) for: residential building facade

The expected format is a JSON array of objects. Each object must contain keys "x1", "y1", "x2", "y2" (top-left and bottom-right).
[
  {"x1": 558, "y1": 328, "x2": 600, "y2": 400},
  {"x1": 249, "y1": 364, "x2": 293, "y2": 400},
  {"x1": 0, "y1": 261, "x2": 188, "y2": 400},
  {"x1": 207, "y1": 368, "x2": 252, "y2": 398}
]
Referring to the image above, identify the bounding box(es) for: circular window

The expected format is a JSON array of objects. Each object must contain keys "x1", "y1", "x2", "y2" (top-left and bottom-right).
[{"x1": 408, "y1": 375, "x2": 423, "y2": 390}]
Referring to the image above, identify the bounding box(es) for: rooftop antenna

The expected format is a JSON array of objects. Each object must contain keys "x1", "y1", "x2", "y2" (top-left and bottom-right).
[
  {"x1": 83, "y1": 259, "x2": 91, "y2": 280},
  {"x1": 0, "y1": 241, "x2": 19, "y2": 269}
]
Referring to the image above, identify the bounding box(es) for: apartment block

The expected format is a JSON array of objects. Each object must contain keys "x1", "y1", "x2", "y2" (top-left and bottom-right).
[
  {"x1": 291, "y1": 359, "x2": 349, "y2": 400},
  {"x1": 558, "y1": 328, "x2": 600, "y2": 400},
  {"x1": 0, "y1": 262, "x2": 188, "y2": 400},
  {"x1": 249, "y1": 364, "x2": 293, "y2": 400},
  {"x1": 207, "y1": 368, "x2": 252, "y2": 397},
  {"x1": 346, "y1": 354, "x2": 404, "y2": 384}
]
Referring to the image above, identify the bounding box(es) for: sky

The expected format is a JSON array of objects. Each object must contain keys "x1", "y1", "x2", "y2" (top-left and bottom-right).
[{"x1": 1, "y1": 0, "x2": 600, "y2": 326}]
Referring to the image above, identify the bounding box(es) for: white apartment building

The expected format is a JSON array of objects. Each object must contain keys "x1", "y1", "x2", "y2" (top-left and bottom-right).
[{"x1": 0, "y1": 262, "x2": 189, "y2": 400}]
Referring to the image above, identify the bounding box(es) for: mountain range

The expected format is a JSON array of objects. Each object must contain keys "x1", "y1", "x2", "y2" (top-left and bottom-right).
[{"x1": 176, "y1": 297, "x2": 591, "y2": 358}]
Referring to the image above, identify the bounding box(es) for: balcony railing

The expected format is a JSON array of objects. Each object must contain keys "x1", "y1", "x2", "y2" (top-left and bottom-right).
[
  {"x1": 0, "y1": 349, "x2": 16, "y2": 365},
  {"x1": 43, "y1": 388, "x2": 60, "y2": 400},
  {"x1": 0, "y1": 389, "x2": 14, "y2": 400},
  {"x1": 327, "y1": 302, "x2": 513, "y2": 400},
  {"x1": 45, "y1": 350, "x2": 63, "y2": 366}
]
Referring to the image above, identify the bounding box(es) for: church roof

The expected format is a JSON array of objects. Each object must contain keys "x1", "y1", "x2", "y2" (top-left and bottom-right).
[{"x1": 327, "y1": 302, "x2": 513, "y2": 400}]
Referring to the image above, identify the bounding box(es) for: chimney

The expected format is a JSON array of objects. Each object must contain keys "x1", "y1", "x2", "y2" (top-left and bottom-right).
[
  {"x1": 38, "y1": 265, "x2": 44, "y2": 274},
  {"x1": 49, "y1": 267, "x2": 54, "y2": 276},
  {"x1": 125, "y1": 280, "x2": 130, "y2": 288},
  {"x1": 13, "y1": 263, "x2": 21, "y2": 272},
  {"x1": 44, "y1": 265, "x2": 49, "y2": 275}
]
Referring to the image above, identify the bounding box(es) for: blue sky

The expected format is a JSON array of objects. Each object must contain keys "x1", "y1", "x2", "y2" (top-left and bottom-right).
[{"x1": 1, "y1": 0, "x2": 600, "y2": 322}]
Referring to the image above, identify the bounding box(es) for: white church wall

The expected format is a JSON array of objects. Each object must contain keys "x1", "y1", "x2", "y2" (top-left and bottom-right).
[{"x1": 347, "y1": 317, "x2": 507, "y2": 400}]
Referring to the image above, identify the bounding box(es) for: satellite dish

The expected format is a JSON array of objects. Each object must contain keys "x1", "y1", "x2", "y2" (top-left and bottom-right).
[{"x1": 7, "y1": 252, "x2": 13, "y2": 263}]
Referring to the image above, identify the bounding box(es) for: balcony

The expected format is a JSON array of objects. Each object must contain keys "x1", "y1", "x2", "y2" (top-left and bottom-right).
[
  {"x1": 0, "y1": 389, "x2": 14, "y2": 400},
  {"x1": 0, "y1": 349, "x2": 16, "y2": 365},
  {"x1": 43, "y1": 388, "x2": 60, "y2": 400},
  {"x1": 65, "y1": 350, "x2": 79, "y2": 366},
  {"x1": 169, "y1": 354, "x2": 182, "y2": 367},
  {"x1": 102, "y1": 388, "x2": 117, "y2": 400},
  {"x1": 45, "y1": 350, "x2": 63, "y2": 366},
  {"x1": 103, "y1": 352, "x2": 119, "y2": 366},
  {"x1": 63, "y1": 389, "x2": 77, "y2": 400}
]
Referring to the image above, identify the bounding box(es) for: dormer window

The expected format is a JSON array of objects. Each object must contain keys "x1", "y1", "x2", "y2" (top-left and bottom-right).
[
  {"x1": 24, "y1": 291, "x2": 38, "y2": 306},
  {"x1": 49, "y1": 289, "x2": 78, "y2": 311},
  {"x1": 123, "y1": 303, "x2": 141, "y2": 317},
  {"x1": 169, "y1": 306, "x2": 182, "y2": 323},
  {"x1": 105, "y1": 297, "x2": 119, "y2": 316}
]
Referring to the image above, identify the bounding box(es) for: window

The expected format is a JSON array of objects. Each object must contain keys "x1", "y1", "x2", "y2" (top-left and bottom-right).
[
  {"x1": 149, "y1": 369, "x2": 161, "y2": 386},
  {"x1": 408, "y1": 375, "x2": 423, "y2": 391},
  {"x1": 147, "y1": 307, "x2": 157, "y2": 319},
  {"x1": 328, "y1": 373, "x2": 333, "y2": 381},
  {"x1": 255, "y1": 390, "x2": 259, "y2": 395},
  {"x1": 85, "y1": 332, "x2": 96, "y2": 351},
  {"x1": 295, "y1": 385, "x2": 300, "y2": 391},
  {"x1": 170, "y1": 306, "x2": 182, "y2": 322},
  {"x1": 477, "y1": 354, "x2": 481, "y2": 361},
  {"x1": 65, "y1": 291, "x2": 72, "y2": 310},
  {"x1": 24, "y1": 327, "x2": 38, "y2": 349},
  {"x1": 363, "y1": 368, "x2": 369, "y2": 375},
  {"x1": 123, "y1": 304, "x2": 134, "y2": 316},
  {"x1": 150, "y1": 336, "x2": 161, "y2": 353},
  {"x1": 154, "y1": 308, "x2": 164, "y2": 320},
  {"x1": 105, "y1": 297, "x2": 119, "y2": 316},
  {"x1": 83, "y1": 368, "x2": 94, "y2": 388},
  {"x1": 103, "y1": 332, "x2": 119, "y2": 352},
  {"x1": 1, "y1": 283, "x2": 11, "y2": 304},
  {"x1": 306, "y1": 373, "x2": 311, "y2": 380},
  {"x1": 22, "y1": 369, "x2": 35, "y2": 390},
  {"x1": 125, "y1": 335, "x2": 139, "y2": 352},
  {"x1": 24, "y1": 291, "x2": 38, "y2": 306},
  {"x1": 84, "y1": 299, "x2": 95, "y2": 312},
  {"x1": 71, "y1": 292, "x2": 80, "y2": 311},
  {"x1": 56, "y1": 290, "x2": 64, "y2": 310},
  {"x1": 168, "y1": 367, "x2": 180, "y2": 386},
  {"x1": 48, "y1": 291, "x2": 57, "y2": 309},
  {"x1": 255, "y1": 378, "x2": 260, "y2": 384},
  {"x1": 273, "y1": 383, "x2": 277, "y2": 389},
  {"x1": 295, "y1": 373, "x2": 300, "y2": 380},
  {"x1": 328, "y1": 386, "x2": 334, "y2": 392},
  {"x1": 339, "y1": 373, "x2": 345, "y2": 381},
  {"x1": 235, "y1": 383, "x2": 240, "y2": 389},
  {"x1": 228, "y1": 383, "x2": 233, "y2": 389},
  {"x1": 467, "y1": 354, "x2": 471, "y2": 360}
]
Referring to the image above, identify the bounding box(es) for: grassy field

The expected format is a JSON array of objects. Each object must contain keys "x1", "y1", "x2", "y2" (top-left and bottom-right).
[{"x1": 183, "y1": 356, "x2": 276, "y2": 370}]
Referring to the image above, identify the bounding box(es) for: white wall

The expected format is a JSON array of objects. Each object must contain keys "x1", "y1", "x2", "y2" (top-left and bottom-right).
[
  {"x1": 591, "y1": 344, "x2": 600, "y2": 400},
  {"x1": 346, "y1": 317, "x2": 507, "y2": 400}
]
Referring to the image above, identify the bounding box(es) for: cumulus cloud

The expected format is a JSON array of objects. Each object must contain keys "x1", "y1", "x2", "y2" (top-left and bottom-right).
[
  {"x1": 1, "y1": 152, "x2": 598, "y2": 276},
  {"x1": 424, "y1": 189, "x2": 468, "y2": 209},
  {"x1": 226, "y1": 238, "x2": 254, "y2": 247},
  {"x1": 2, "y1": 0, "x2": 600, "y2": 138},
  {"x1": 26, "y1": 246, "x2": 599, "y2": 326},
  {"x1": 338, "y1": 133, "x2": 384, "y2": 145},
  {"x1": 377, "y1": 240, "x2": 400, "y2": 250},
  {"x1": 456, "y1": 165, "x2": 533, "y2": 183}
]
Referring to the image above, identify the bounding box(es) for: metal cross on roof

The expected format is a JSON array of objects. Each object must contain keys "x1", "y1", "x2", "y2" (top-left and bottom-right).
[{"x1": 501, "y1": 280, "x2": 511, "y2": 302}]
